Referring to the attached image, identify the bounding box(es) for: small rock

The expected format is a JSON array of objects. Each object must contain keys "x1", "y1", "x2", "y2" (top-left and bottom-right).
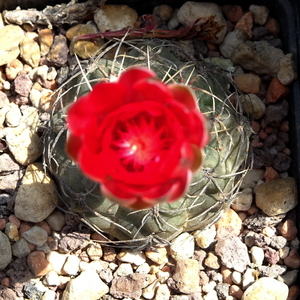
[
  {"x1": 249, "y1": 5, "x2": 269, "y2": 25},
  {"x1": 46, "y1": 251, "x2": 68, "y2": 275},
  {"x1": 235, "y1": 11, "x2": 253, "y2": 39},
  {"x1": 266, "y1": 77, "x2": 289, "y2": 104},
  {"x1": 68, "y1": 22, "x2": 105, "y2": 59},
  {"x1": 241, "y1": 169, "x2": 264, "y2": 189},
  {"x1": 110, "y1": 273, "x2": 145, "y2": 300},
  {"x1": 14, "y1": 74, "x2": 33, "y2": 97},
  {"x1": 215, "y1": 236, "x2": 250, "y2": 272},
  {"x1": 117, "y1": 249, "x2": 146, "y2": 266},
  {"x1": 0, "y1": 25, "x2": 24, "y2": 66},
  {"x1": 63, "y1": 255, "x2": 80, "y2": 276},
  {"x1": 46, "y1": 210, "x2": 66, "y2": 231},
  {"x1": 216, "y1": 283, "x2": 230, "y2": 300},
  {"x1": 240, "y1": 93, "x2": 266, "y2": 120},
  {"x1": 43, "y1": 270, "x2": 60, "y2": 286},
  {"x1": 221, "y1": 266, "x2": 233, "y2": 285},
  {"x1": 234, "y1": 73, "x2": 261, "y2": 94},
  {"x1": 215, "y1": 208, "x2": 243, "y2": 238},
  {"x1": 281, "y1": 219, "x2": 298, "y2": 241},
  {"x1": 231, "y1": 188, "x2": 253, "y2": 211},
  {"x1": 231, "y1": 271, "x2": 242, "y2": 285},
  {"x1": 231, "y1": 40, "x2": 284, "y2": 77},
  {"x1": 277, "y1": 53, "x2": 298, "y2": 85},
  {"x1": 265, "y1": 17, "x2": 280, "y2": 37},
  {"x1": 5, "y1": 222, "x2": 19, "y2": 241},
  {"x1": 86, "y1": 243, "x2": 103, "y2": 261},
  {"x1": 219, "y1": 29, "x2": 248, "y2": 58},
  {"x1": 59, "y1": 232, "x2": 90, "y2": 253},
  {"x1": 255, "y1": 177, "x2": 298, "y2": 216},
  {"x1": 143, "y1": 279, "x2": 160, "y2": 299},
  {"x1": 249, "y1": 246, "x2": 264, "y2": 265},
  {"x1": 177, "y1": 1, "x2": 227, "y2": 43},
  {"x1": 114, "y1": 263, "x2": 133, "y2": 277},
  {"x1": 170, "y1": 232, "x2": 195, "y2": 261},
  {"x1": 62, "y1": 269, "x2": 109, "y2": 300},
  {"x1": 102, "y1": 246, "x2": 117, "y2": 262},
  {"x1": 145, "y1": 247, "x2": 168, "y2": 265},
  {"x1": 264, "y1": 100, "x2": 289, "y2": 127},
  {"x1": 27, "y1": 251, "x2": 53, "y2": 277},
  {"x1": 14, "y1": 163, "x2": 59, "y2": 222},
  {"x1": 42, "y1": 289, "x2": 56, "y2": 300},
  {"x1": 153, "y1": 5, "x2": 173, "y2": 22},
  {"x1": 94, "y1": 5, "x2": 138, "y2": 32},
  {"x1": 258, "y1": 264, "x2": 287, "y2": 278},
  {"x1": 38, "y1": 28, "x2": 54, "y2": 56},
  {"x1": 287, "y1": 285, "x2": 300, "y2": 300},
  {"x1": 5, "y1": 58, "x2": 23, "y2": 80},
  {"x1": 20, "y1": 32, "x2": 40, "y2": 68},
  {"x1": 242, "y1": 268, "x2": 257, "y2": 290},
  {"x1": 22, "y1": 225, "x2": 48, "y2": 247},
  {"x1": 47, "y1": 34, "x2": 69, "y2": 67},
  {"x1": 222, "y1": 5, "x2": 244, "y2": 24},
  {"x1": 204, "y1": 252, "x2": 220, "y2": 270},
  {"x1": 279, "y1": 270, "x2": 299, "y2": 287},
  {"x1": 270, "y1": 236, "x2": 287, "y2": 249},
  {"x1": 264, "y1": 247, "x2": 280, "y2": 265},
  {"x1": 155, "y1": 283, "x2": 171, "y2": 300},
  {"x1": 284, "y1": 249, "x2": 300, "y2": 270},
  {"x1": 194, "y1": 226, "x2": 216, "y2": 249},
  {"x1": 0, "y1": 231, "x2": 12, "y2": 270},
  {"x1": 11, "y1": 238, "x2": 31, "y2": 259},
  {"x1": 242, "y1": 277, "x2": 288, "y2": 300},
  {"x1": 264, "y1": 166, "x2": 281, "y2": 181},
  {"x1": 173, "y1": 259, "x2": 200, "y2": 294}
]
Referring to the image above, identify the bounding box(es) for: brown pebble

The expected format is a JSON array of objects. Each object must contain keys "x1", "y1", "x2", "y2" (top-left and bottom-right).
[
  {"x1": 281, "y1": 219, "x2": 298, "y2": 241},
  {"x1": 266, "y1": 77, "x2": 289, "y2": 104},
  {"x1": 279, "y1": 120, "x2": 289, "y2": 132},
  {"x1": 36, "y1": 221, "x2": 52, "y2": 236},
  {"x1": 251, "y1": 120, "x2": 260, "y2": 133},
  {"x1": 264, "y1": 166, "x2": 280, "y2": 181},
  {"x1": 234, "y1": 73, "x2": 261, "y2": 94},
  {"x1": 247, "y1": 205, "x2": 259, "y2": 215},
  {"x1": 265, "y1": 17, "x2": 280, "y2": 37},
  {"x1": 0, "y1": 277, "x2": 10, "y2": 287},
  {"x1": 229, "y1": 284, "x2": 243, "y2": 299},
  {"x1": 251, "y1": 139, "x2": 264, "y2": 148},
  {"x1": 0, "y1": 218, "x2": 6, "y2": 231},
  {"x1": 235, "y1": 11, "x2": 253, "y2": 39},
  {"x1": 287, "y1": 285, "x2": 300, "y2": 300},
  {"x1": 222, "y1": 5, "x2": 244, "y2": 23},
  {"x1": 284, "y1": 249, "x2": 300, "y2": 269},
  {"x1": 8, "y1": 215, "x2": 21, "y2": 228},
  {"x1": 264, "y1": 126, "x2": 274, "y2": 134},
  {"x1": 27, "y1": 251, "x2": 53, "y2": 276},
  {"x1": 282, "y1": 148, "x2": 291, "y2": 156},
  {"x1": 206, "y1": 41, "x2": 218, "y2": 50},
  {"x1": 221, "y1": 266, "x2": 233, "y2": 285},
  {"x1": 258, "y1": 129, "x2": 268, "y2": 140}
]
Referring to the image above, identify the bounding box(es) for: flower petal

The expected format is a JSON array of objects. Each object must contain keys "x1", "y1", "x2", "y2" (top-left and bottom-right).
[
  {"x1": 66, "y1": 133, "x2": 82, "y2": 162},
  {"x1": 168, "y1": 84, "x2": 198, "y2": 111},
  {"x1": 118, "y1": 67, "x2": 156, "y2": 88}
]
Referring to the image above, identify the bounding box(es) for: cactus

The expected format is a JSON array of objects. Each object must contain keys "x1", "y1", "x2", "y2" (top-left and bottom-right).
[{"x1": 44, "y1": 39, "x2": 251, "y2": 249}]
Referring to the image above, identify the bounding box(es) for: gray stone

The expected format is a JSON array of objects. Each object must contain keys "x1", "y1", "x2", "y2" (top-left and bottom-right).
[
  {"x1": 0, "y1": 231, "x2": 12, "y2": 270},
  {"x1": 46, "y1": 210, "x2": 66, "y2": 231},
  {"x1": 0, "y1": 25, "x2": 24, "y2": 66},
  {"x1": 14, "y1": 163, "x2": 59, "y2": 222},
  {"x1": 23, "y1": 225, "x2": 48, "y2": 247},
  {"x1": 255, "y1": 177, "x2": 298, "y2": 216},
  {"x1": 47, "y1": 34, "x2": 69, "y2": 67},
  {"x1": 240, "y1": 93, "x2": 266, "y2": 120},
  {"x1": 11, "y1": 238, "x2": 31, "y2": 258},
  {"x1": 0, "y1": 153, "x2": 21, "y2": 173},
  {"x1": 62, "y1": 269, "x2": 109, "y2": 300},
  {"x1": 277, "y1": 53, "x2": 298, "y2": 85},
  {"x1": 219, "y1": 29, "x2": 248, "y2": 58},
  {"x1": 231, "y1": 41, "x2": 284, "y2": 77},
  {"x1": 177, "y1": 1, "x2": 227, "y2": 44},
  {"x1": 249, "y1": 5, "x2": 269, "y2": 25},
  {"x1": 215, "y1": 236, "x2": 250, "y2": 272}
]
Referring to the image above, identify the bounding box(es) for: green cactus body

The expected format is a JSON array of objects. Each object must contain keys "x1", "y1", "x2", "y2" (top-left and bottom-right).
[{"x1": 44, "y1": 40, "x2": 251, "y2": 249}]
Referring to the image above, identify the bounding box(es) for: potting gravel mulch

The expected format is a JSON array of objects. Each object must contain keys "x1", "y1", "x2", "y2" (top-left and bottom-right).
[{"x1": 0, "y1": 1, "x2": 299, "y2": 300}]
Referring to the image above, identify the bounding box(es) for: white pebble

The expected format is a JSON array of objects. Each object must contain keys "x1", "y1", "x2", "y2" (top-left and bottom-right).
[
  {"x1": 279, "y1": 247, "x2": 290, "y2": 259},
  {"x1": 242, "y1": 268, "x2": 256, "y2": 290},
  {"x1": 231, "y1": 271, "x2": 242, "y2": 285},
  {"x1": 250, "y1": 246, "x2": 264, "y2": 265},
  {"x1": 170, "y1": 232, "x2": 195, "y2": 261},
  {"x1": 63, "y1": 255, "x2": 80, "y2": 276}
]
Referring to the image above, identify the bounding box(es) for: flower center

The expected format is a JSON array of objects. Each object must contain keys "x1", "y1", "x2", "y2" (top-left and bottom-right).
[{"x1": 111, "y1": 112, "x2": 173, "y2": 172}]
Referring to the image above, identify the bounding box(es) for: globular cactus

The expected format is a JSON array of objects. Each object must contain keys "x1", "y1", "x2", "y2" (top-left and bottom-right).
[{"x1": 44, "y1": 39, "x2": 251, "y2": 249}]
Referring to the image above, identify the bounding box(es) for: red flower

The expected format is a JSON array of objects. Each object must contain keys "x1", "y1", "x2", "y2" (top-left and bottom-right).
[{"x1": 66, "y1": 67, "x2": 208, "y2": 210}]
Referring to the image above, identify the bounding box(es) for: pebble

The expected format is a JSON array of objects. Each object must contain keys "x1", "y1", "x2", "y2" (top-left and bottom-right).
[
  {"x1": 94, "y1": 4, "x2": 138, "y2": 32},
  {"x1": 14, "y1": 163, "x2": 59, "y2": 222},
  {"x1": 255, "y1": 177, "x2": 298, "y2": 216},
  {"x1": 231, "y1": 271, "x2": 242, "y2": 285},
  {"x1": 42, "y1": 289, "x2": 56, "y2": 300},
  {"x1": 170, "y1": 232, "x2": 195, "y2": 261},
  {"x1": 266, "y1": 77, "x2": 289, "y2": 103},
  {"x1": 5, "y1": 221, "x2": 19, "y2": 241},
  {"x1": 242, "y1": 268, "x2": 256, "y2": 290},
  {"x1": 155, "y1": 283, "x2": 171, "y2": 300},
  {"x1": 173, "y1": 259, "x2": 200, "y2": 294},
  {"x1": 215, "y1": 209, "x2": 243, "y2": 238},
  {"x1": 0, "y1": 231, "x2": 12, "y2": 270},
  {"x1": 249, "y1": 246, "x2": 264, "y2": 265},
  {"x1": 240, "y1": 93, "x2": 266, "y2": 120},
  {"x1": 11, "y1": 238, "x2": 31, "y2": 258},
  {"x1": 114, "y1": 263, "x2": 134, "y2": 277},
  {"x1": 63, "y1": 255, "x2": 80, "y2": 276},
  {"x1": 110, "y1": 273, "x2": 145, "y2": 300},
  {"x1": 215, "y1": 236, "x2": 250, "y2": 272},
  {"x1": 19, "y1": 32, "x2": 40, "y2": 68},
  {"x1": 278, "y1": 53, "x2": 298, "y2": 85},
  {"x1": 143, "y1": 279, "x2": 160, "y2": 299},
  {"x1": 280, "y1": 219, "x2": 298, "y2": 241},
  {"x1": 194, "y1": 226, "x2": 216, "y2": 249},
  {"x1": 46, "y1": 251, "x2": 68, "y2": 275},
  {"x1": 43, "y1": 270, "x2": 60, "y2": 286},
  {"x1": 235, "y1": 11, "x2": 253, "y2": 39},
  {"x1": 5, "y1": 58, "x2": 23, "y2": 80},
  {"x1": 46, "y1": 210, "x2": 66, "y2": 231},
  {"x1": 249, "y1": 5, "x2": 269, "y2": 25},
  {"x1": 27, "y1": 251, "x2": 53, "y2": 277},
  {"x1": 22, "y1": 225, "x2": 48, "y2": 247},
  {"x1": 219, "y1": 29, "x2": 247, "y2": 58},
  {"x1": 86, "y1": 242, "x2": 103, "y2": 261},
  {"x1": 0, "y1": 25, "x2": 24, "y2": 66},
  {"x1": 204, "y1": 252, "x2": 220, "y2": 269},
  {"x1": 231, "y1": 40, "x2": 284, "y2": 77},
  {"x1": 222, "y1": 5, "x2": 244, "y2": 24},
  {"x1": 117, "y1": 249, "x2": 146, "y2": 266},
  {"x1": 242, "y1": 277, "x2": 288, "y2": 300},
  {"x1": 47, "y1": 34, "x2": 69, "y2": 67},
  {"x1": 177, "y1": 1, "x2": 227, "y2": 43},
  {"x1": 284, "y1": 249, "x2": 300, "y2": 270},
  {"x1": 233, "y1": 73, "x2": 261, "y2": 94},
  {"x1": 61, "y1": 269, "x2": 109, "y2": 300},
  {"x1": 38, "y1": 28, "x2": 54, "y2": 56},
  {"x1": 231, "y1": 188, "x2": 253, "y2": 211},
  {"x1": 145, "y1": 247, "x2": 168, "y2": 265}
]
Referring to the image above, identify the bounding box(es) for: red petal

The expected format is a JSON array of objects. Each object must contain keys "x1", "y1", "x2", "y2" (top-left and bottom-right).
[
  {"x1": 65, "y1": 133, "x2": 82, "y2": 162},
  {"x1": 168, "y1": 84, "x2": 198, "y2": 111},
  {"x1": 118, "y1": 67, "x2": 156, "y2": 88}
]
